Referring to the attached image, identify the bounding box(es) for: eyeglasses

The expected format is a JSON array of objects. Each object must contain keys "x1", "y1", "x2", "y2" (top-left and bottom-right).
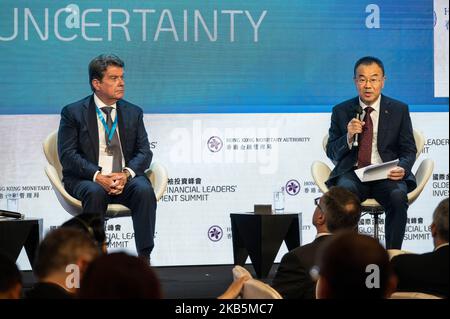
[
  {"x1": 356, "y1": 77, "x2": 382, "y2": 86},
  {"x1": 314, "y1": 197, "x2": 324, "y2": 212},
  {"x1": 314, "y1": 197, "x2": 321, "y2": 206}
]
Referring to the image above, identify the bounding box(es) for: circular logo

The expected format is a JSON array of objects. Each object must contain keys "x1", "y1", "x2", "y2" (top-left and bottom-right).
[
  {"x1": 207, "y1": 136, "x2": 223, "y2": 152},
  {"x1": 285, "y1": 179, "x2": 301, "y2": 196},
  {"x1": 208, "y1": 225, "x2": 223, "y2": 242}
]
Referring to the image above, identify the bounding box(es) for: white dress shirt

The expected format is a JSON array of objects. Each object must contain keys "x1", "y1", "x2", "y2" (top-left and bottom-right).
[
  {"x1": 93, "y1": 94, "x2": 135, "y2": 180},
  {"x1": 348, "y1": 95, "x2": 383, "y2": 165}
]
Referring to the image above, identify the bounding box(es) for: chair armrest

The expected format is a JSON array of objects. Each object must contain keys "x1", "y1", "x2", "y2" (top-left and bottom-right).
[
  {"x1": 387, "y1": 249, "x2": 415, "y2": 260},
  {"x1": 44, "y1": 164, "x2": 83, "y2": 216},
  {"x1": 408, "y1": 159, "x2": 434, "y2": 205},
  {"x1": 232, "y1": 265, "x2": 253, "y2": 281},
  {"x1": 311, "y1": 161, "x2": 331, "y2": 194},
  {"x1": 145, "y1": 162, "x2": 168, "y2": 201},
  {"x1": 242, "y1": 279, "x2": 283, "y2": 299}
]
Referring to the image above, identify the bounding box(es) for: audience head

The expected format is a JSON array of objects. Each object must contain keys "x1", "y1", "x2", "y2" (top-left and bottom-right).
[
  {"x1": 0, "y1": 253, "x2": 22, "y2": 299},
  {"x1": 431, "y1": 197, "x2": 449, "y2": 246},
  {"x1": 33, "y1": 228, "x2": 100, "y2": 293},
  {"x1": 313, "y1": 186, "x2": 361, "y2": 233},
  {"x1": 79, "y1": 252, "x2": 162, "y2": 299},
  {"x1": 316, "y1": 231, "x2": 395, "y2": 299},
  {"x1": 61, "y1": 213, "x2": 107, "y2": 254}
]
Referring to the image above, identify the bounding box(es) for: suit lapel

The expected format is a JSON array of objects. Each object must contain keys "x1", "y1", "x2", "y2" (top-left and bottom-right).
[
  {"x1": 377, "y1": 95, "x2": 390, "y2": 150},
  {"x1": 348, "y1": 97, "x2": 361, "y2": 121},
  {"x1": 116, "y1": 100, "x2": 127, "y2": 160},
  {"x1": 85, "y1": 96, "x2": 100, "y2": 162},
  {"x1": 348, "y1": 97, "x2": 361, "y2": 161}
]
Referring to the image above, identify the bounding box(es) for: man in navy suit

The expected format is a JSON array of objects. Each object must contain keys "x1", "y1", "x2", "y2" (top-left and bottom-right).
[
  {"x1": 326, "y1": 56, "x2": 417, "y2": 249},
  {"x1": 391, "y1": 198, "x2": 449, "y2": 298},
  {"x1": 58, "y1": 54, "x2": 156, "y2": 263}
]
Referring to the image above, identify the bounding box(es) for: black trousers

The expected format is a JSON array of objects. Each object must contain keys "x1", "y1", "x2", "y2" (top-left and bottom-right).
[
  {"x1": 335, "y1": 171, "x2": 408, "y2": 249},
  {"x1": 68, "y1": 176, "x2": 157, "y2": 254}
]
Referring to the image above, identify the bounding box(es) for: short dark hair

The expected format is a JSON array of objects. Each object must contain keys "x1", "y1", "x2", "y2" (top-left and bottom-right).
[
  {"x1": 0, "y1": 253, "x2": 22, "y2": 293},
  {"x1": 318, "y1": 231, "x2": 392, "y2": 299},
  {"x1": 88, "y1": 54, "x2": 124, "y2": 91},
  {"x1": 61, "y1": 213, "x2": 106, "y2": 249},
  {"x1": 322, "y1": 186, "x2": 361, "y2": 232},
  {"x1": 79, "y1": 252, "x2": 162, "y2": 299},
  {"x1": 433, "y1": 198, "x2": 449, "y2": 242},
  {"x1": 354, "y1": 56, "x2": 385, "y2": 77},
  {"x1": 34, "y1": 228, "x2": 99, "y2": 279}
]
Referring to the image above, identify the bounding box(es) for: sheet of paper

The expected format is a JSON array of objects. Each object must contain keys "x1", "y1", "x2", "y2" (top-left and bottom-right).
[{"x1": 355, "y1": 159, "x2": 400, "y2": 182}]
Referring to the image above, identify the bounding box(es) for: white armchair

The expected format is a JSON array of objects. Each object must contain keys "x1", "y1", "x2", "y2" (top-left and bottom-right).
[
  {"x1": 390, "y1": 292, "x2": 443, "y2": 299},
  {"x1": 241, "y1": 279, "x2": 283, "y2": 299},
  {"x1": 232, "y1": 265, "x2": 253, "y2": 281},
  {"x1": 386, "y1": 249, "x2": 415, "y2": 261},
  {"x1": 43, "y1": 131, "x2": 168, "y2": 219}
]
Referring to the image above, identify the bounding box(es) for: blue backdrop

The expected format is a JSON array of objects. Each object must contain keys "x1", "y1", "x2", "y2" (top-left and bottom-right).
[{"x1": 0, "y1": 0, "x2": 447, "y2": 114}]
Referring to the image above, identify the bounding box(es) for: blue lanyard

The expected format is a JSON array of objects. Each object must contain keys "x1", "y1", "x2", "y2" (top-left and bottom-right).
[{"x1": 95, "y1": 107, "x2": 118, "y2": 143}]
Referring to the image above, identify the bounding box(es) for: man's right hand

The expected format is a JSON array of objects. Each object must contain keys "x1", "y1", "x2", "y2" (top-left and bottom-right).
[
  {"x1": 347, "y1": 118, "x2": 365, "y2": 143},
  {"x1": 95, "y1": 174, "x2": 116, "y2": 194}
]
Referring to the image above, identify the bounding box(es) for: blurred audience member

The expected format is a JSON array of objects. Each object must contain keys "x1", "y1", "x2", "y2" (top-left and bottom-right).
[
  {"x1": 0, "y1": 253, "x2": 22, "y2": 299},
  {"x1": 316, "y1": 231, "x2": 396, "y2": 299},
  {"x1": 26, "y1": 228, "x2": 100, "y2": 299},
  {"x1": 391, "y1": 198, "x2": 449, "y2": 298},
  {"x1": 79, "y1": 252, "x2": 162, "y2": 299},
  {"x1": 272, "y1": 186, "x2": 361, "y2": 299},
  {"x1": 61, "y1": 213, "x2": 107, "y2": 254}
]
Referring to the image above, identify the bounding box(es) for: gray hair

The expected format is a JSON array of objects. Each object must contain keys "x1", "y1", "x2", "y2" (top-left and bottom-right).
[{"x1": 433, "y1": 198, "x2": 449, "y2": 242}]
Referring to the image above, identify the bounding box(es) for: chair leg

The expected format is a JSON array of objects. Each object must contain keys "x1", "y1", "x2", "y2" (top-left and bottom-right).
[{"x1": 373, "y1": 214, "x2": 379, "y2": 240}]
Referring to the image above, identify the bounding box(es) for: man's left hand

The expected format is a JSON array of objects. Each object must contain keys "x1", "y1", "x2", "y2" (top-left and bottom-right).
[
  {"x1": 388, "y1": 166, "x2": 405, "y2": 180},
  {"x1": 108, "y1": 172, "x2": 128, "y2": 195}
]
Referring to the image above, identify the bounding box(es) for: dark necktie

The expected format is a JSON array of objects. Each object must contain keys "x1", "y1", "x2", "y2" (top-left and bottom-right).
[
  {"x1": 357, "y1": 106, "x2": 374, "y2": 169},
  {"x1": 101, "y1": 106, "x2": 123, "y2": 173}
]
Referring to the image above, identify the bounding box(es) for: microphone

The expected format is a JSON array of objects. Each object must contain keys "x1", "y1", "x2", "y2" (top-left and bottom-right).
[
  {"x1": 352, "y1": 105, "x2": 363, "y2": 147},
  {"x1": 0, "y1": 209, "x2": 25, "y2": 219}
]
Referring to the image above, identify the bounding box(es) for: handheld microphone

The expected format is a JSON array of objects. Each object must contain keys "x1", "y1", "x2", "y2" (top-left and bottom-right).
[
  {"x1": 352, "y1": 105, "x2": 363, "y2": 147},
  {"x1": 0, "y1": 209, "x2": 25, "y2": 219}
]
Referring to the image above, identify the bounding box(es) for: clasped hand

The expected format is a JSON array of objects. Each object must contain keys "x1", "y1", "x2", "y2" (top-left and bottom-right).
[{"x1": 95, "y1": 172, "x2": 127, "y2": 195}]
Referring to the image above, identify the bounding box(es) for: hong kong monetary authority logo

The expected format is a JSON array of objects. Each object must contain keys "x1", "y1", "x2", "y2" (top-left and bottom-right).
[
  {"x1": 207, "y1": 225, "x2": 223, "y2": 242},
  {"x1": 285, "y1": 179, "x2": 301, "y2": 196},
  {"x1": 207, "y1": 136, "x2": 223, "y2": 152}
]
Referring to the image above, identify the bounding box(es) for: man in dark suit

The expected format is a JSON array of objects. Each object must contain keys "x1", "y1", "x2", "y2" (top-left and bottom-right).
[
  {"x1": 391, "y1": 198, "x2": 449, "y2": 298},
  {"x1": 271, "y1": 187, "x2": 361, "y2": 299},
  {"x1": 326, "y1": 56, "x2": 417, "y2": 249},
  {"x1": 58, "y1": 54, "x2": 156, "y2": 262}
]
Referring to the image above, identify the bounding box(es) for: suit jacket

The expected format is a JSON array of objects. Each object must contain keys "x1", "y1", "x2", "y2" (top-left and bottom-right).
[
  {"x1": 325, "y1": 95, "x2": 417, "y2": 191},
  {"x1": 58, "y1": 95, "x2": 152, "y2": 193},
  {"x1": 391, "y1": 245, "x2": 449, "y2": 298},
  {"x1": 25, "y1": 282, "x2": 73, "y2": 299},
  {"x1": 271, "y1": 235, "x2": 332, "y2": 299}
]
